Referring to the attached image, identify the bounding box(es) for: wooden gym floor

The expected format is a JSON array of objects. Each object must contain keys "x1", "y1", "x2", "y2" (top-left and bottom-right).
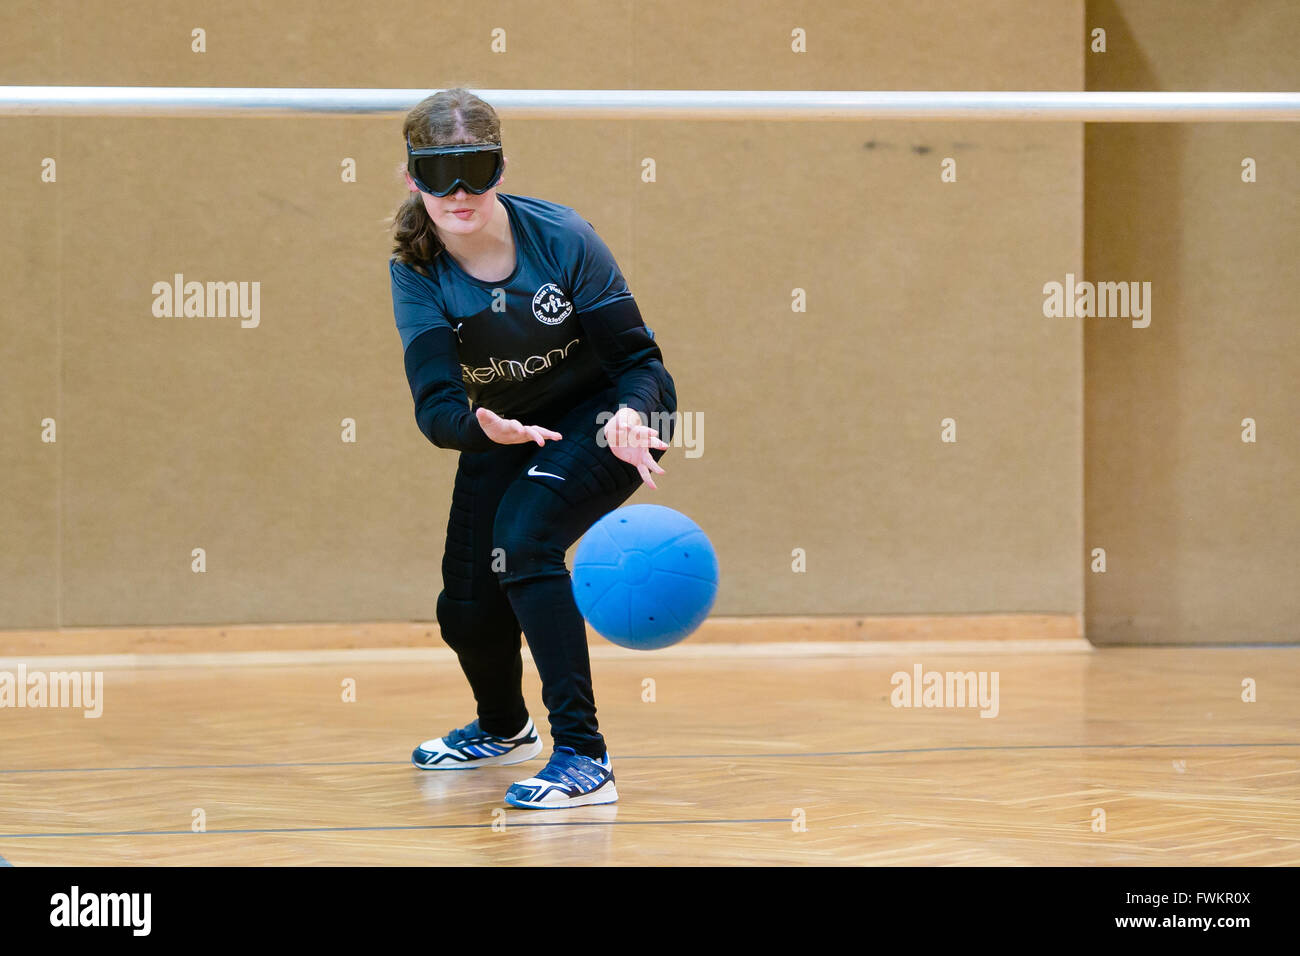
[{"x1": 0, "y1": 637, "x2": 1296, "y2": 866}]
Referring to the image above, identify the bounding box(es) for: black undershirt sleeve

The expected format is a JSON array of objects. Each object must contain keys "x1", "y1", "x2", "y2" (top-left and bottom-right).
[
  {"x1": 575, "y1": 297, "x2": 674, "y2": 423},
  {"x1": 402, "y1": 326, "x2": 498, "y2": 452}
]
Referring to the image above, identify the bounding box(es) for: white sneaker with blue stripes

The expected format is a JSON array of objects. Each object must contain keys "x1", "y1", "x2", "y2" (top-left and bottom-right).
[
  {"x1": 412, "y1": 718, "x2": 542, "y2": 770},
  {"x1": 503, "y1": 746, "x2": 619, "y2": 809}
]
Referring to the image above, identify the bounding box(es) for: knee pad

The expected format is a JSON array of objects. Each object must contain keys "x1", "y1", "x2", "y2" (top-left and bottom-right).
[
  {"x1": 490, "y1": 481, "x2": 575, "y2": 589},
  {"x1": 435, "y1": 589, "x2": 520, "y2": 657},
  {"x1": 492, "y1": 532, "x2": 569, "y2": 589}
]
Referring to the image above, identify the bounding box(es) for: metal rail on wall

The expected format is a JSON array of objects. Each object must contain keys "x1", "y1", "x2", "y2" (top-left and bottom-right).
[{"x1": 0, "y1": 87, "x2": 1297, "y2": 120}]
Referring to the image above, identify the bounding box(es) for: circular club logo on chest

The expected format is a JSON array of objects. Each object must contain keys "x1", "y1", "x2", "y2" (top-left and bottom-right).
[{"x1": 532, "y1": 283, "x2": 573, "y2": 325}]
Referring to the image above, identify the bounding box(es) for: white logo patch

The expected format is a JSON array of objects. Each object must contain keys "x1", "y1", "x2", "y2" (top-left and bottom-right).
[{"x1": 532, "y1": 283, "x2": 573, "y2": 325}]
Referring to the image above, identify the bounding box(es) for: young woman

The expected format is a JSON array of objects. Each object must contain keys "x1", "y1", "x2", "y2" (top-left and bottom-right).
[{"x1": 389, "y1": 89, "x2": 677, "y2": 809}]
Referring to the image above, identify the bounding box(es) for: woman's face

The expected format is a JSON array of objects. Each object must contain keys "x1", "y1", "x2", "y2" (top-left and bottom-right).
[{"x1": 405, "y1": 155, "x2": 508, "y2": 236}]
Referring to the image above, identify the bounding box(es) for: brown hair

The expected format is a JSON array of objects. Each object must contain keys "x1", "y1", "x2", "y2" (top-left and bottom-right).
[{"x1": 389, "y1": 88, "x2": 503, "y2": 277}]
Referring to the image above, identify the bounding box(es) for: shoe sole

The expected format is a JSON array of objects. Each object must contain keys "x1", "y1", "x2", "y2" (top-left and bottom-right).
[
  {"x1": 503, "y1": 783, "x2": 619, "y2": 809},
  {"x1": 412, "y1": 738, "x2": 543, "y2": 770}
]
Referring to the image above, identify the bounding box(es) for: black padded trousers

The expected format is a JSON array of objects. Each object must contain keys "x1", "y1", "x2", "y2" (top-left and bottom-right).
[{"x1": 435, "y1": 383, "x2": 675, "y2": 760}]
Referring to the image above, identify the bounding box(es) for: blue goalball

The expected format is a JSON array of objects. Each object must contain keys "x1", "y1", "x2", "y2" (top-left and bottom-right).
[{"x1": 572, "y1": 505, "x2": 719, "y2": 650}]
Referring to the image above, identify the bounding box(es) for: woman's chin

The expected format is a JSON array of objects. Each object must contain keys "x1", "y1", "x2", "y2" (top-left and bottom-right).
[{"x1": 440, "y1": 213, "x2": 481, "y2": 232}]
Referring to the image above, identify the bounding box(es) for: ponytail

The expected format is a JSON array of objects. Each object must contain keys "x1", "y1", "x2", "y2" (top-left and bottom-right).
[{"x1": 390, "y1": 191, "x2": 444, "y2": 278}]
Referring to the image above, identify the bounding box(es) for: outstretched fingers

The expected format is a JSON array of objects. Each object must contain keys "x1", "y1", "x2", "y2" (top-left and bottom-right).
[
  {"x1": 522, "y1": 424, "x2": 563, "y2": 445},
  {"x1": 637, "y1": 459, "x2": 658, "y2": 490},
  {"x1": 636, "y1": 445, "x2": 666, "y2": 489},
  {"x1": 628, "y1": 424, "x2": 668, "y2": 450}
]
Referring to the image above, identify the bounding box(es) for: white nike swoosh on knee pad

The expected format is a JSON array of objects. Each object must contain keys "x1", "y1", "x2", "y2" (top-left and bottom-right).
[{"x1": 527, "y1": 466, "x2": 565, "y2": 480}]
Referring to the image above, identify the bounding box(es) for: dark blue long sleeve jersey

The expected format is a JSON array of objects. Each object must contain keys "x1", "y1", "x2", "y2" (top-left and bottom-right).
[{"x1": 390, "y1": 193, "x2": 674, "y2": 452}]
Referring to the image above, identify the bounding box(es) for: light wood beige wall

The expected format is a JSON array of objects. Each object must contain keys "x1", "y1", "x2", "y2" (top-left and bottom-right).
[
  {"x1": 1084, "y1": 0, "x2": 1299, "y2": 643},
  {"x1": 1, "y1": 1, "x2": 1085, "y2": 629}
]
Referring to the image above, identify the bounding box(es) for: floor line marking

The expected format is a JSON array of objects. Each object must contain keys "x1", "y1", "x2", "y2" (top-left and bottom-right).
[
  {"x1": 0, "y1": 742, "x2": 1296, "y2": 776},
  {"x1": 0, "y1": 818, "x2": 791, "y2": 839}
]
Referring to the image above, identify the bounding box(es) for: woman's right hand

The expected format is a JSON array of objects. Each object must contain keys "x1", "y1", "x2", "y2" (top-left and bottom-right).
[{"x1": 475, "y1": 406, "x2": 563, "y2": 446}]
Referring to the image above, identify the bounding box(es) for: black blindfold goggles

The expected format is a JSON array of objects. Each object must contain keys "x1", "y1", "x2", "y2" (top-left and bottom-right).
[{"x1": 406, "y1": 138, "x2": 505, "y2": 197}]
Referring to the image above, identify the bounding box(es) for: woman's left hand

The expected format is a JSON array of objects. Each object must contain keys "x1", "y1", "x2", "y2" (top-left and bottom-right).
[{"x1": 604, "y1": 407, "x2": 669, "y2": 490}]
